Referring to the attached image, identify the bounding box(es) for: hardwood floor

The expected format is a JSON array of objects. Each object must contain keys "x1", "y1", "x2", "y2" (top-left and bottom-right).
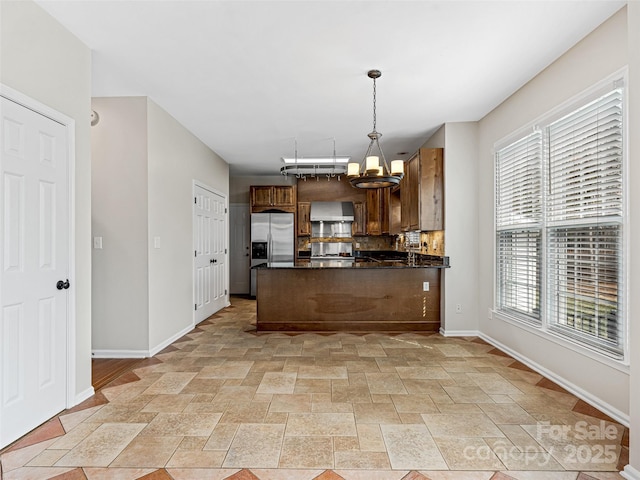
[{"x1": 91, "y1": 357, "x2": 142, "y2": 391}]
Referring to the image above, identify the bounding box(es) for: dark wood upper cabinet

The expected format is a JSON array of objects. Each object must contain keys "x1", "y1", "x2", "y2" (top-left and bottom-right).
[
  {"x1": 272, "y1": 185, "x2": 295, "y2": 207},
  {"x1": 389, "y1": 188, "x2": 402, "y2": 235},
  {"x1": 297, "y1": 202, "x2": 311, "y2": 236},
  {"x1": 400, "y1": 148, "x2": 443, "y2": 231},
  {"x1": 251, "y1": 186, "x2": 273, "y2": 208},
  {"x1": 250, "y1": 185, "x2": 296, "y2": 213},
  {"x1": 352, "y1": 201, "x2": 366, "y2": 236},
  {"x1": 366, "y1": 188, "x2": 390, "y2": 236}
]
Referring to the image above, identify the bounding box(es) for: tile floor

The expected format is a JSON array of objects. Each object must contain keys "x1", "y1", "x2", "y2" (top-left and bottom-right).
[{"x1": 0, "y1": 296, "x2": 629, "y2": 480}]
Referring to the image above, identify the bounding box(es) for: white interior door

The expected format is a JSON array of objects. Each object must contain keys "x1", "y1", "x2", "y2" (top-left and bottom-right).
[
  {"x1": 194, "y1": 184, "x2": 227, "y2": 323},
  {"x1": 0, "y1": 96, "x2": 70, "y2": 448},
  {"x1": 229, "y1": 204, "x2": 250, "y2": 294}
]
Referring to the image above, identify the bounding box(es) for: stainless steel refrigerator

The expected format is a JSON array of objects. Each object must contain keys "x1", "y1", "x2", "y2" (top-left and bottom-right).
[{"x1": 250, "y1": 212, "x2": 294, "y2": 296}]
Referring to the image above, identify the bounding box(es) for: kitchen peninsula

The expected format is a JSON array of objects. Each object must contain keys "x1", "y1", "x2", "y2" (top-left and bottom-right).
[
  {"x1": 251, "y1": 147, "x2": 446, "y2": 333},
  {"x1": 254, "y1": 254, "x2": 448, "y2": 332}
]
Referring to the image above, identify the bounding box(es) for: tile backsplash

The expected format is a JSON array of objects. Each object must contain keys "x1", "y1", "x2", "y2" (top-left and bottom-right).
[
  {"x1": 298, "y1": 230, "x2": 445, "y2": 256},
  {"x1": 393, "y1": 231, "x2": 445, "y2": 256},
  {"x1": 353, "y1": 236, "x2": 395, "y2": 251},
  {"x1": 420, "y1": 230, "x2": 445, "y2": 256}
]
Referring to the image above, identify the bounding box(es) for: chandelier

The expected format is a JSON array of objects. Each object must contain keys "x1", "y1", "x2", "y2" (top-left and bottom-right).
[{"x1": 347, "y1": 69, "x2": 404, "y2": 188}]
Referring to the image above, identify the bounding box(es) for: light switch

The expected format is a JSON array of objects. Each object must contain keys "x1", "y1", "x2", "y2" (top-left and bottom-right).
[
  {"x1": 423, "y1": 281, "x2": 429, "y2": 291},
  {"x1": 154, "y1": 236, "x2": 161, "y2": 249},
  {"x1": 93, "y1": 236, "x2": 102, "y2": 249}
]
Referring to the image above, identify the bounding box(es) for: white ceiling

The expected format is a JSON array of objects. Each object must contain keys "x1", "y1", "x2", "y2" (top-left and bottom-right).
[{"x1": 36, "y1": 0, "x2": 625, "y2": 176}]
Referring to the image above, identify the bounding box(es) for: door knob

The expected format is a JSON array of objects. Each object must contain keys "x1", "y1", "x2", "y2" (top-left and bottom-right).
[
  {"x1": 56, "y1": 279, "x2": 70, "y2": 290},
  {"x1": 210, "y1": 258, "x2": 217, "y2": 264}
]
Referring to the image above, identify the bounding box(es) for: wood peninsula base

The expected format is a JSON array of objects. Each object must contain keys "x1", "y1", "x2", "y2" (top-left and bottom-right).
[{"x1": 256, "y1": 265, "x2": 441, "y2": 332}]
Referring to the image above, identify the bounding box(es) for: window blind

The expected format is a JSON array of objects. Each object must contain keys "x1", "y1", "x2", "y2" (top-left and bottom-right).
[
  {"x1": 497, "y1": 229, "x2": 541, "y2": 321},
  {"x1": 547, "y1": 225, "x2": 621, "y2": 355},
  {"x1": 495, "y1": 132, "x2": 542, "y2": 322},
  {"x1": 496, "y1": 132, "x2": 542, "y2": 228},
  {"x1": 546, "y1": 88, "x2": 624, "y2": 357},
  {"x1": 547, "y1": 89, "x2": 623, "y2": 224}
]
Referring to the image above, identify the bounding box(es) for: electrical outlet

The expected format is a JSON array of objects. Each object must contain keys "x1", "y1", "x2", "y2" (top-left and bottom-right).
[
  {"x1": 488, "y1": 308, "x2": 493, "y2": 319},
  {"x1": 455, "y1": 303, "x2": 462, "y2": 314},
  {"x1": 423, "y1": 281, "x2": 429, "y2": 291},
  {"x1": 93, "y1": 236, "x2": 103, "y2": 249},
  {"x1": 355, "y1": 242, "x2": 361, "y2": 249}
]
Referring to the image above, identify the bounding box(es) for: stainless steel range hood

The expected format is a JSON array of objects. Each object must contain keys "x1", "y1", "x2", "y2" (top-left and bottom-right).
[{"x1": 310, "y1": 201, "x2": 355, "y2": 222}]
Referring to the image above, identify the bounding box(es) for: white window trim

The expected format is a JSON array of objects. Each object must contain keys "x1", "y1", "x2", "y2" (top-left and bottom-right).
[{"x1": 492, "y1": 68, "x2": 629, "y2": 366}]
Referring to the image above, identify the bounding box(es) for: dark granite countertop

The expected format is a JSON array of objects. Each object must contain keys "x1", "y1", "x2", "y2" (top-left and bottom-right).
[{"x1": 253, "y1": 255, "x2": 449, "y2": 269}]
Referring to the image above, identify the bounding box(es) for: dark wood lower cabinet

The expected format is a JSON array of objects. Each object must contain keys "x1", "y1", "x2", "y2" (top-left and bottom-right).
[{"x1": 256, "y1": 266, "x2": 441, "y2": 332}]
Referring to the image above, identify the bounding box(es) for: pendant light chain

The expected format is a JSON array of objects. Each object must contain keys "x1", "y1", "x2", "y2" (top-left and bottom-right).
[{"x1": 372, "y1": 75, "x2": 377, "y2": 133}]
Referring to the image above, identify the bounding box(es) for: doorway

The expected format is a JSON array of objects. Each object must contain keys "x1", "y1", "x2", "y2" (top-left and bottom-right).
[
  {"x1": 229, "y1": 203, "x2": 250, "y2": 294},
  {"x1": 193, "y1": 183, "x2": 228, "y2": 323}
]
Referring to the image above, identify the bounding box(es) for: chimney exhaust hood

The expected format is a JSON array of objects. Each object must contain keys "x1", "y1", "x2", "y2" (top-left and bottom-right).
[{"x1": 310, "y1": 201, "x2": 355, "y2": 222}]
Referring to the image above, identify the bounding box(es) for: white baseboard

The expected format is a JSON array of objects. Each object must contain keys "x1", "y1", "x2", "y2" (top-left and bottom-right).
[
  {"x1": 91, "y1": 349, "x2": 149, "y2": 359},
  {"x1": 479, "y1": 332, "x2": 630, "y2": 427},
  {"x1": 149, "y1": 323, "x2": 194, "y2": 357},
  {"x1": 91, "y1": 323, "x2": 195, "y2": 359},
  {"x1": 439, "y1": 327, "x2": 481, "y2": 337},
  {"x1": 621, "y1": 465, "x2": 640, "y2": 480},
  {"x1": 73, "y1": 386, "x2": 95, "y2": 407}
]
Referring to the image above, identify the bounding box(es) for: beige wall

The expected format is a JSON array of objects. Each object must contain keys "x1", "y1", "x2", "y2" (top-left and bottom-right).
[
  {"x1": 1, "y1": 0, "x2": 93, "y2": 401},
  {"x1": 476, "y1": 7, "x2": 630, "y2": 420},
  {"x1": 424, "y1": 123, "x2": 479, "y2": 334},
  {"x1": 423, "y1": 125, "x2": 445, "y2": 149},
  {"x1": 91, "y1": 97, "x2": 230, "y2": 355},
  {"x1": 147, "y1": 98, "x2": 229, "y2": 351},
  {"x1": 625, "y1": 1, "x2": 640, "y2": 475},
  {"x1": 91, "y1": 97, "x2": 149, "y2": 352}
]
